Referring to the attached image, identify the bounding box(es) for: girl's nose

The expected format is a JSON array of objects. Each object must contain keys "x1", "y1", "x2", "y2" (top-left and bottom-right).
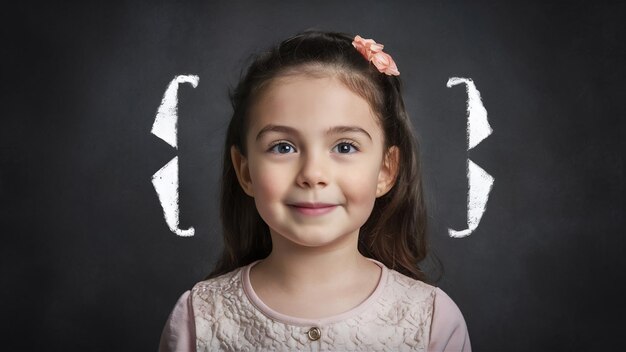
[{"x1": 295, "y1": 152, "x2": 329, "y2": 189}]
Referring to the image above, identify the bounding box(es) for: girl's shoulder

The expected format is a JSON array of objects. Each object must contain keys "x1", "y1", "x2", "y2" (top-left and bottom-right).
[
  {"x1": 386, "y1": 268, "x2": 466, "y2": 324},
  {"x1": 191, "y1": 265, "x2": 245, "y2": 295},
  {"x1": 385, "y1": 267, "x2": 438, "y2": 301},
  {"x1": 385, "y1": 268, "x2": 471, "y2": 350}
]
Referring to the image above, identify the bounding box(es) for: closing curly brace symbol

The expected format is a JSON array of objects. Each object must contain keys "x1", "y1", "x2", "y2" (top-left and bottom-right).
[
  {"x1": 149, "y1": 75, "x2": 493, "y2": 238},
  {"x1": 446, "y1": 77, "x2": 494, "y2": 238}
]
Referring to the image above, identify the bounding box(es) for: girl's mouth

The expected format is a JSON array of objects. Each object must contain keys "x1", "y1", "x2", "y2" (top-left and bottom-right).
[{"x1": 288, "y1": 203, "x2": 338, "y2": 216}]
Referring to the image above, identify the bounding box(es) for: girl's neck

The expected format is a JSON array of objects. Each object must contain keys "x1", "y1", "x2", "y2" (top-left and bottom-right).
[
  {"x1": 252, "y1": 230, "x2": 378, "y2": 296},
  {"x1": 248, "y1": 228, "x2": 383, "y2": 320}
]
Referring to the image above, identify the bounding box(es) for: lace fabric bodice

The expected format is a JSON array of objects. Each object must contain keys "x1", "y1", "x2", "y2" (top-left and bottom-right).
[{"x1": 191, "y1": 258, "x2": 436, "y2": 351}]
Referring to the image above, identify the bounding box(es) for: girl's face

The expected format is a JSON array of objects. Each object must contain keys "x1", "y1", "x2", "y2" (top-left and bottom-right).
[{"x1": 232, "y1": 74, "x2": 398, "y2": 249}]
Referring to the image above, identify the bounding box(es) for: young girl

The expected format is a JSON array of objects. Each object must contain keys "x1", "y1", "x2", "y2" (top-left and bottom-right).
[{"x1": 159, "y1": 30, "x2": 471, "y2": 352}]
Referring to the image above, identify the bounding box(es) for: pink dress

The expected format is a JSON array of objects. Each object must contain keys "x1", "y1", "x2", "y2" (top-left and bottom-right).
[{"x1": 159, "y1": 258, "x2": 471, "y2": 351}]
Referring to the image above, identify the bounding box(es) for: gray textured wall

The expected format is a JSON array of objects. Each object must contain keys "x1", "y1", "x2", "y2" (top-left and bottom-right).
[{"x1": 2, "y1": 1, "x2": 624, "y2": 350}]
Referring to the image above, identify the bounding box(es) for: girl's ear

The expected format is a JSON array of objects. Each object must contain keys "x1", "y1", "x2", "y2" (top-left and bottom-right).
[
  {"x1": 376, "y1": 146, "x2": 400, "y2": 198},
  {"x1": 230, "y1": 145, "x2": 255, "y2": 197}
]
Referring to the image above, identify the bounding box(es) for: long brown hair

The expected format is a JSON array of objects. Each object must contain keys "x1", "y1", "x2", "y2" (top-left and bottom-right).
[{"x1": 206, "y1": 29, "x2": 440, "y2": 284}]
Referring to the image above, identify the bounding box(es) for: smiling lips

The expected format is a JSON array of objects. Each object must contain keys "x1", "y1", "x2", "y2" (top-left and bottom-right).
[{"x1": 288, "y1": 202, "x2": 338, "y2": 216}]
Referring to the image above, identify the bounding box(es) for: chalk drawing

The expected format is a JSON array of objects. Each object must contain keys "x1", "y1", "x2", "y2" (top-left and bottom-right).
[
  {"x1": 150, "y1": 75, "x2": 198, "y2": 237},
  {"x1": 151, "y1": 156, "x2": 194, "y2": 236},
  {"x1": 152, "y1": 75, "x2": 199, "y2": 148},
  {"x1": 446, "y1": 77, "x2": 494, "y2": 238}
]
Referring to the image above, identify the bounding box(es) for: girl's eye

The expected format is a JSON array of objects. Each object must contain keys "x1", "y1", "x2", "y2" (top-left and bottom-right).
[
  {"x1": 334, "y1": 141, "x2": 359, "y2": 154},
  {"x1": 268, "y1": 142, "x2": 296, "y2": 154}
]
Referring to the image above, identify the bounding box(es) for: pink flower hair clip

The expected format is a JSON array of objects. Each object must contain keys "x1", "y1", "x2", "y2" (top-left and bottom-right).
[{"x1": 352, "y1": 35, "x2": 400, "y2": 76}]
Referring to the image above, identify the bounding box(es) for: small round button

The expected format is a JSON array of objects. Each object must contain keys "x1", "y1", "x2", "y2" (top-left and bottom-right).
[{"x1": 307, "y1": 327, "x2": 321, "y2": 341}]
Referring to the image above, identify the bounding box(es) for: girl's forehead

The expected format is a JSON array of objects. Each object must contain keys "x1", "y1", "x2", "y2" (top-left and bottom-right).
[{"x1": 248, "y1": 75, "x2": 382, "y2": 135}]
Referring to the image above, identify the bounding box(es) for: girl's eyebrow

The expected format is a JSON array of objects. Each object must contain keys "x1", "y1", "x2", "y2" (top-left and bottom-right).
[{"x1": 255, "y1": 124, "x2": 372, "y2": 141}]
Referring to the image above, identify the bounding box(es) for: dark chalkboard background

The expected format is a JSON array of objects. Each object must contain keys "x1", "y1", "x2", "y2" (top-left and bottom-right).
[{"x1": 2, "y1": 1, "x2": 624, "y2": 351}]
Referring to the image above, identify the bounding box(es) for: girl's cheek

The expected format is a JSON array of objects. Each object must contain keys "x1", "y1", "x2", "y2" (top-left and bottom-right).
[
  {"x1": 342, "y1": 168, "x2": 380, "y2": 199},
  {"x1": 251, "y1": 164, "x2": 289, "y2": 195}
]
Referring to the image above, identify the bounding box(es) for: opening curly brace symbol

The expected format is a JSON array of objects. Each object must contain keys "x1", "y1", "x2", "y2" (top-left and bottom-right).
[
  {"x1": 446, "y1": 77, "x2": 494, "y2": 238},
  {"x1": 150, "y1": 75, "x2": 198, "y2": 237}
]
